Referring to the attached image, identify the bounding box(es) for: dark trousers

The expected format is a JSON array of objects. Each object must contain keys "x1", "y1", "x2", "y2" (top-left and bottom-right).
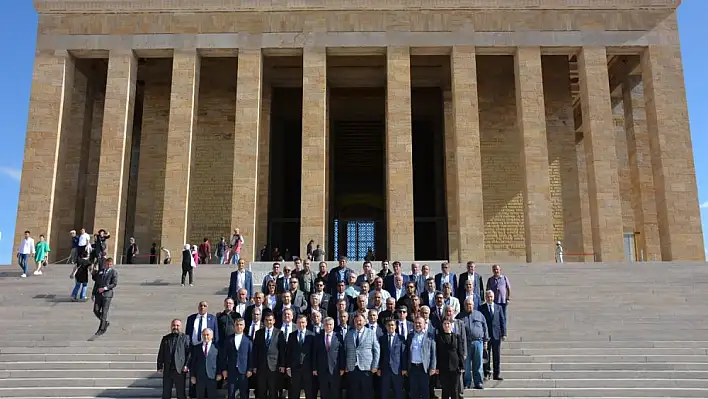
[
  {"x1": 347, "y1": 367, "x2": 373, "y2": 399},
  {"x1": 196, "y1": 377, "x2": 217, "y2": 399},
  {"x1": 181, "y1": 269, "x2": 193, "y2": 285},
  {"x1": 162, "y1": 370, "x2": 186, "y2": 399},
  {"x1": 438, "y1": 370, "x2": 460, "y2": 399},
  {"x1": 289, "y1": 368, "x2": 313, "y2": 399},
  {"x1": 227, "y1": 371, "x2": 249, "y2": 399},
  {"x1": 318, "y1": 371, "x2": 341, "y2": 399},
  {"x1": 408, "y1": 364, "x2": 429, "y2": 399},
  {"x1": 93, "y1": 295, "x2": 111, "y2": 330},
  {"x1": 484, "y1": 339, "x2": 502, "y2": 378},
  {"x1": 257, "y1": 368, "x2": 280, "y2": 399},
  {"x1": 380, "y1": 370, "x2": 403, "y2": 399}
]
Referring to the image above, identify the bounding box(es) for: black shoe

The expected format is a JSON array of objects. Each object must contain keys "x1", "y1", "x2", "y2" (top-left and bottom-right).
[
  {"x1": 493, "y1": 376, "x2": 504, "y2": 381},
  {"x1": 474, "y1": 385, "x2": 484, "y2": 390},
  {"x1": 95, "y1": 328, "x2": 104, "y2": 336}
]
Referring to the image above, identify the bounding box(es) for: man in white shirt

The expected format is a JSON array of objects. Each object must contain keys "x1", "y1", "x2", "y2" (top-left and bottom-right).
[
  {"x1": 234, "y1": 288, "x2": 249, "y2": 317},
  {"x1": 16, "y1": 230, "x2": 35, "y2": 278},
  {"x1": 77, "y1": 228, "x2": 91, "y2": 260}
]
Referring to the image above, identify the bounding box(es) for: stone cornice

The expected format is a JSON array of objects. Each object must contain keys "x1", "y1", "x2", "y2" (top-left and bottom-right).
[{"x1": 34, "y1": 0, "x2": 680, "y2": 14}]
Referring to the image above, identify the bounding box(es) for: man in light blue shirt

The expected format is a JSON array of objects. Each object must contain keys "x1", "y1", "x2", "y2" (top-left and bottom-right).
[{"x1": 405, "y1": 316, "x2": 436, "y2": 399}]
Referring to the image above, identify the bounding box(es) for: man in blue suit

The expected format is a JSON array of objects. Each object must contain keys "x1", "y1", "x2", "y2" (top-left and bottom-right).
[
  {"x1": 384, "y1": 261, "x2": 409, "y2": 294},
  {"x1": 327, "y1": 257, "x2": 355, "y2": 296},
  {"x1": 344, "y1": 313, "x2": 380, "y2": 399},
  {"x1": 480, "y1": 290, "x2": 507, "y2": 381},
  {"x1": 220, "y1": 318, "x2": 253, "y2": 399},
  {"x1": 286, "y1": 315, "x2": 317, "y2": 399},
  {"x1": 314, "y1": 317, "x2": 345, "y2": 399},
  {"x1": 378, "y1": 318, "x2": 407, "y2": 399},
  {"x1": 406, "y1": 316, "x2": 437, "y2": 399},
  {"x1": 434, "y1": 262, "x2": 457, "y2": 294},
  {"x1": 189, "y1": 328, "x2": 221, "y2": 399},
  {"x1": 228, "y1": 259, "x2": 254, "y2": 300},
  {"x1": 185, "y1": 301, "x2": 220, "y2": 398},
  {"x1": 185, "y1": 301, "x2": 220, "y2": 346}
]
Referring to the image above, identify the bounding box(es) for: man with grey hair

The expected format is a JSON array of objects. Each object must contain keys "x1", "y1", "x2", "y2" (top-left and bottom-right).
[
  {"x1": 189, "y1": 328, "x2": 220, "y2": 399},
  {"x1": 345, "y1": 313, "x2": 380, "y2": 399},
  {"x1": 315, "y1": 317, "x2": 345, "y2": 399}
]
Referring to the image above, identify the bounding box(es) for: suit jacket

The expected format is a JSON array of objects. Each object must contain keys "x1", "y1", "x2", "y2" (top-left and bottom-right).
[
  {"x1": 190, "y1": 342, "x2": 219, "y2": 380},
  {"x1": 344, "y1": 327, "x2": 380, "y2": 372},
  {"x1": 91, "y1": 267, "x2": 118, "y2": 297},
  {"x1": 334, "y1": 323, "x2": 350, "y2": 338},
  {"x1": 451, "y1": 319, "x2": 468, "y2": 359},
  {"x1": 379, "y1": 333, "x2": 407, "y2": 375},
  {"x1": 253, "y1": 327, "x2": 284, "y2": 372},
  {"x1": 434, "y1": 273, "x2": 457, "y2": 294},
  {"x1": 365, "y1": 324, "x2": 384, "y2": 339},
  {"x1": 274, "y1": 305, "x2": 300, "y2": 326},
  {"x1": 289, "y1": 289, "x2": 309, "y2": 313},
  {"x1": 157, "y1": 332, "x2": 191, "y2": 373},
  {"x1": 286, "y1": 329, "x2": 316, "y2": 371},
  {"x1": 405, "y1": 332, "x2": 436, "y2": 373},
  {"x1": 384, "y1": 274, "x2": 409, "y2": 295},
  {"x1": 435, "y1": 333, "x2": 464, "y2": 372},
  {"x1": 307, "y1": 324, "x2": 324, "y2": 335},
  {"x1": 378, "y1": 310, "x2": 396, "y2": 327},
  {"x1": 480, "y1": 302, "x2": 506, "y2": 340},
  {"x1": 314, "y1": 331, "x2": 345, "y2": 375},
  {"x1": 457, "y1": 271, "x2": 483, "y2": 300},
  {"x1": 409, "y1": 274, "x2": 425, "y2": 295},
  {"x1": 420, "y1": 290, "x2": 437, "y2": 309},
  {"x1": 220, "y1": 334, "x2": 254, "y2": 375},
  {"x1": 244, "y1": 304, "x2": 265, "y2": 328},
  {"x1": 327, "y1": 294, "x2": 351, "y2": 318},
  {"x1": 327, "y1": 267, "x2": 355, "y2": 295},
  {"x1": 216, "y1": 310, "x2": 241, "y2": 342},
  {"x1": 395, "y1": 320, "x2": 414, "y2": 341},
  {"x1": 308, "y1": 292, "x2": 331, "y2": 313},
  {"x1": 185, "y1": 313, "x2": 220, "y2": 345},
  {"x1": 429, "y1": 306, "x2": 447, "y2": 331},
  {"x1": 228, "y1": 270, "x2": 254, "y2": 300},
  {"x1": 276, "y1": 275, "x2": 296, "y2": 294}
]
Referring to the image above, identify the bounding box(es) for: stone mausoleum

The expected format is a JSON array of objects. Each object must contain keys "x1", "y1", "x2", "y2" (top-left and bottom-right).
[{"x1": 15, "y1": 0, "x2": 704, "y2": 264}]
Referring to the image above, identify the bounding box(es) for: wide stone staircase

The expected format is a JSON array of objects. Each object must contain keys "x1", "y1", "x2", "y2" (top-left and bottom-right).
[{"x1": 0, "y1": 261, "x2": 707, "y2": 398}]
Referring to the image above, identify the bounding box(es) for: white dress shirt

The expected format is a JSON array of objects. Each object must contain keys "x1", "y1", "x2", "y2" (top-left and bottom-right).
[
  {"x1": 237, "y1": 270, "x2": 246, "y2": 289},
  {"x1": 234, "y1": 333, "x2": 243, "y2": 349},
  {"x1": 18, "y1": 238, "x2": 35, "y2": 255},
  {"x1": 77, "y1": 233, "x2": 91, "y2": 247},
  {"x1": 193, "y1": 314, "x2": 207, "y2": 343}
]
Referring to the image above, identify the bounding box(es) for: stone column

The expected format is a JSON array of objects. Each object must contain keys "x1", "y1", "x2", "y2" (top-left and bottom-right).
[
  {"x1": 443, "y1": 91, "x2": 459, "y2": 263},
  {"x1": 300, "y1": 47, "x2": 328, "y2": 258},
  {"x1": 622, "y1": 75, "x2": 660, "y2": 261},
  {"x1": 255, "y1": 87, "x2": 272, "y2": 258},
  {"x1": 514, "y1": 47, "x2": 554, "y2": 262},
  {"x1": 93, "y1": 51, "x2": 138, "y2": 260},
  {"x1": 450, "y1": 45, "x2": 485, "y2": 262},
  {"x1": 577, "y1": 47, "x2": 624, "y2": 261},
  {"x1": 14, "y1": 50, "x2": 75, "y2": 254},
  {"x1": 642, "y1": 43, "x2": 704, "y2": 260},
  {"x1": 386, "y1": 46, "x2": 415, "y2": 259},
  {"x1": 160, "y1": 50, "x2": 200, "y2": 257},
  {"x1": 231, "y1": 49, "x2": 263, "y2": 262}
]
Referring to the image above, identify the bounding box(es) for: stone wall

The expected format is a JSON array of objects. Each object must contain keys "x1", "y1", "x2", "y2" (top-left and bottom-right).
[
  {"x1": 478, "y1": 55, "x2": 525, "y2": 261},
  {"x1": 186, "y1": 57, "x2": 236, "y2": 246}
]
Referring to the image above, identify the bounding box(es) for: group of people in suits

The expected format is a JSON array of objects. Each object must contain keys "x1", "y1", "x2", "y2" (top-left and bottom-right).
[{"x1": 157, "y1": 257, "x2": 510, "y2": 399}]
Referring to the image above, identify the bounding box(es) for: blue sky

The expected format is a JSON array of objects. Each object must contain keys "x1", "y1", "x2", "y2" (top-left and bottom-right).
[{"x1": 0, "y1": 3, "x2": 706, "y2": 263}]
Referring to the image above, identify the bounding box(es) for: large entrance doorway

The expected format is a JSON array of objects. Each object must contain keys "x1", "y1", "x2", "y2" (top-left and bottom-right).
[{"x1": 328, "y1": 85, "x2": 387, "y2": 260}]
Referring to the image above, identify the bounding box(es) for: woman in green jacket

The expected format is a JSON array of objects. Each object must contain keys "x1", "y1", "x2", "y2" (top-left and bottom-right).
[{"x1": 33, "y1": 234, "x2": 51, "y2": 275}]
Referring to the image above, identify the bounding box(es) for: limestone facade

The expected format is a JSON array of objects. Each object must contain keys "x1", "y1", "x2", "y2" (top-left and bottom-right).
[{"x1": 15, "y1": 0, "x2": 704, "y2": 262}]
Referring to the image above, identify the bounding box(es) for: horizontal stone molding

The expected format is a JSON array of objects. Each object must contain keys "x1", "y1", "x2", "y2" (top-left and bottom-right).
[
  {"x1": 37, "y1": 30, "x2": 677, "y2": 53},
  {"x1": 34, "y1": 0, "x2": 680, "y2": 14}
]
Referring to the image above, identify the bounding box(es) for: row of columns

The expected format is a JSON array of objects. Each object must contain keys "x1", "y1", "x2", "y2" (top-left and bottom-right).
[{"x1": 17, "y1": 44, "x2": 703, "y2": 262}]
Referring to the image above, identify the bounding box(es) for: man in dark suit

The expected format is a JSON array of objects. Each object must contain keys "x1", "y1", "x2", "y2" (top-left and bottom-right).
[
  {"x1": 327, "y1": 257, "x2": 355, "y2": 296},
  {"x1": 314, "y1": 317, "x2": 345, "y2": 399},
  {"x1": 274, "y1": 291, "x2": 300, "y2": 326},
  {"x1": 189, "y1": 328, "x2": 221, "y2": 399},
  {"x1": 91, "y1": 257, "x2": 118, "y2": 335},
  {"x1": 276, "y1": 266, "x2": 295, "y2": 294},
  {"x1": 396, "y1": 281, "x2": 418, "y2": 314},
  {"x1": 409, "y1": 263, "x2": 425, "y2": 295},
  {"x1": 430, "y1": 292, "x2": 447, "y2": 332},
  {"x1": 309, "y1": 280, "x2": 331, "y2": 312},
  {"x1": 366, "y1": 309, "x2": 384, "y2": 339},
  {"x1": 378, "y1": 318, "x2": 407, "y2": 399},
  {"x1": 286, "y1": 315, "x2": 316, "y2": 399},
  {"x1": 383, "y1": 262, "x2": 409, "y2": 295},
  {"x1": 435, "y1": 319, "x2": 465, "y2": 399},
  {"x1": 434, "y1": 262, "x2": 457, "y2": 295},
  {"x1": 157, "y1": 319, "x2": 191, "y2": 399},
  {"x1": 228, "y1": 258, "x2": 255, "y2": 300},
  {"x1": 480, "y1": 290, "x2": 506, "y2": 381},
  {"x1": 395, "y1": 307, "x2": 414, "y2": 341},
  {"x1": 420, "y1": 278, "x2": 438, "y2": 309},
  {"x1": 220, "y1": 318, "x2": 253, "y2": 399},
  {"x1": 244, "y1": 292, "x2": 265, "y2": 327},
  {"x1": 186, "y1": 301, "x2": 220, "y2": 345},
  {"x1": 253, "y1": 311, "x2": 284, "y2": 399},
  {"x1": 457, "y1": 261, "x2": 483, "y2": 301}
]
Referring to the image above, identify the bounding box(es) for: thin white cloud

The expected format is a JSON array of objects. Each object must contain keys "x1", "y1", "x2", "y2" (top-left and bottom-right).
[
  {"x1": 701, "y1": 201, "x2": 708, "y2": 209},
  {"x1": 0, "y1": 167, "x2": 21, "y2": 182}
]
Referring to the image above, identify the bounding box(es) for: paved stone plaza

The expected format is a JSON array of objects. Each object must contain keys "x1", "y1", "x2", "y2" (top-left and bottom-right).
[{"x1": 13, "y1": 0, "x2": 704, "y2": 266}]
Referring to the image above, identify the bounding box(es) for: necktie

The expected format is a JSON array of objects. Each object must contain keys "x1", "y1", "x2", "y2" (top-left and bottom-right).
[
  {"x1": 285, "y1": 279, "x2": 289, "y2": 290},
  {"x1": 438, "y1": 308, "x2": 443, "y2": 318},
  {"x1": 326, "y1": 334, "x2": 331, "y2": 350},
  {"x1": 491, "y1": 304, "x2": 494, "y2": 315},
  {"x1": 284, "y1": 326, "x2": 289, "y2": 338},
  {"x1": 389, "y1": 335, "x2": 394, "y2": 348},
  {"x1": 356, "y1": 331, "x2": 360, "y2": 347},
  {"x1": 299, "y1": 331, "x2": 304, "y2": 344},
  {"x1": 266, "y1": 329, "x2": 271, "y2": 345},
  {"x1": 250, "y1": 324, "x2": 255, "y2": 338},
  {"x1": 197, "y1": 316, "x2": 204, "y2": 342},
  {"x1": 203, "y1": 343, "x2": 208, "y2": 357}
]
